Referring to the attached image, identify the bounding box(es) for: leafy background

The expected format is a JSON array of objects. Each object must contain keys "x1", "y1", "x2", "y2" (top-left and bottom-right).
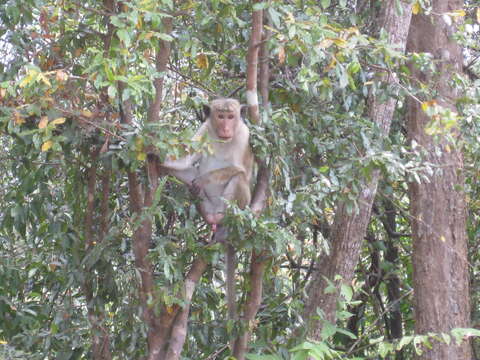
[{"x1": 1, "y1": 0, "x2": 479, "y2": 359}]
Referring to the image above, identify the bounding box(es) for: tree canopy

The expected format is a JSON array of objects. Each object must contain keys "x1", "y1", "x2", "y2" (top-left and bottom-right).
[{"x1": 1, "y1": 0, "x2": 480, "y2": 359}]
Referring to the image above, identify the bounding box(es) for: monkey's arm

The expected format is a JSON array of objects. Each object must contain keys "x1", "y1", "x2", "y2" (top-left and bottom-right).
[
  {"x1": 160, "y1": 124, "x2": 208, "y2": 185},
  {"x1": 161, "y1": 152, "x2": 202, "y2": 185},
  {"x1": 162, "y1": 165, "x2": 198, "y2": 186}
]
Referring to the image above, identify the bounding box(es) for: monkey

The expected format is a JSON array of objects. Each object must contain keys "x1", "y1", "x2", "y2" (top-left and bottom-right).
[
  {"x1": 160, "y1": 98, "x2": 254, "y2": 321},
  {"x1": 161, "y1": 98, "x2": 253, "y2": 227}
]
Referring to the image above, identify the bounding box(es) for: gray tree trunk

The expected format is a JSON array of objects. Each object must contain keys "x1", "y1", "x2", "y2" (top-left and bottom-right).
[
  {"x1": 406, "y1": 0, "x2": 472, "y2": 358},
  {"x1": 304, "y1": 0, "x2": 413, "y2": 338}
]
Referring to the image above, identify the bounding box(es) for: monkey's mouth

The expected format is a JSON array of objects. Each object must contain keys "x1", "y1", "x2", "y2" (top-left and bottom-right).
[{"x1": 217, "y1": 131, "x2": 233, "y2": 140}]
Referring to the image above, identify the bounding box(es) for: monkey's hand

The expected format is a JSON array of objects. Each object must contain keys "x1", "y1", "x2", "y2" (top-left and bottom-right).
[{"x1": 190, "y1": 178, "x2": 202, "y2": 197}]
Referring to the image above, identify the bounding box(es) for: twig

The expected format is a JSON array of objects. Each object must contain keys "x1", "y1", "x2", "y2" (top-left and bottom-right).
[
  {"x1": 167, "y1": 65, "x2": 217, "y2": 97},
  {"x1": 205, "y1": 344, "x2": 229, "y2": 360},
  {"x1": 53, "y1": 107, "x2": 126, "y2": 141},
  {"x1": 71, "y1": 1, "x2": 113, "y2": 17},
  {"x1": 346, "y1": 289, "x2": 414, "y2": 355},
  {"x1": 78, "y1": 117, "x2": 126, "y2": 141}
]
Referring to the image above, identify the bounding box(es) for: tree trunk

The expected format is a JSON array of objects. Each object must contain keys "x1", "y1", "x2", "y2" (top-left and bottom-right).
[
  {"x1": 304, "y1": 0, "x2": 413, "y2": 338},
  {"x1": 83, "y1": 149, "x2": 113, "y2": 360},
  {"x1": 382, "y1": 197, "x2": 404, "y2": 360},
  {"x1": 406, "y1": 0, "x2": 472, "y2": 358},
  {"x1": 232, "y1": 4, "x2": 271, "y2": 359},
  {"x1": 122, "y1": 15, "x2": 208, "y2": 360}
]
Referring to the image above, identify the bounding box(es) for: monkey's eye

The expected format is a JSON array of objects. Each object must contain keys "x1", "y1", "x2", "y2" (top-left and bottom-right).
[
  {"x1": 227, "y1": 114, "x2": 235, "y2": 120},
  {"x1": 218, "y1": 114, "x2": 225, "y2": 120}
]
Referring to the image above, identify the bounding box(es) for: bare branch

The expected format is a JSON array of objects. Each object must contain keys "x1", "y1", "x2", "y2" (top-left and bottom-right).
[
  {"x1": 245, "y1": 4, "x2": 263, "y2": 124},
  {"x1": 147, "y1": 18, "x2": 173, "y2": 124}
]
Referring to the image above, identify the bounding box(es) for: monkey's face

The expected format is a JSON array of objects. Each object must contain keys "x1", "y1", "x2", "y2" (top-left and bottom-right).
[{"x1": 212, "y1": 110, "x2": 239, "y2": 140}]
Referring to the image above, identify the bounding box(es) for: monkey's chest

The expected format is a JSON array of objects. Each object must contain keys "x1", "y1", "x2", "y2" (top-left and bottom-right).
[{"x1": 197, "y1": 154, "x2": 235, "y2": 175}]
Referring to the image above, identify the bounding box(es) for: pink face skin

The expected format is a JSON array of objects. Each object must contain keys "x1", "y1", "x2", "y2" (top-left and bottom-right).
[{"x1": 214, "y1": 110, "x2": 238, "y2": 140}]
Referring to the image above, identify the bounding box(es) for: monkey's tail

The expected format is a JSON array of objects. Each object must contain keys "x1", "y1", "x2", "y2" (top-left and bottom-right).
[{"x1": 226, "y1": 243, "x2": 237, "y2": 321}]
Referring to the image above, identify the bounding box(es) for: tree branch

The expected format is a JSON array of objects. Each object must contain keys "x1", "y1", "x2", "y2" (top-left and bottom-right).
[
  {"x1": 233, "y1": 5, "x2": 269, "y2": 360},
  {"x1": 165, "y1": 258, "x2": 208, "y2": 360}
]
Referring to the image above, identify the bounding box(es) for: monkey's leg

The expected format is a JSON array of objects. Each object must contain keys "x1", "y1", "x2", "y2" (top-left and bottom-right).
[
  {"x1": 222, "y1": 173, "x2": 251, "y2": 209},
  {"x1": 195, "y1": 168, "x2": 244, "y2": 225}
]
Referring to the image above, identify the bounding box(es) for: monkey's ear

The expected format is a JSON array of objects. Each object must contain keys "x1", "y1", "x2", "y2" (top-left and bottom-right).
[
  {"x1": 240, "y1": 104, "x2": 248, "y2": 119},
  {"x1": 202, "y1": 104, "x2": 211, "y2": 122}
]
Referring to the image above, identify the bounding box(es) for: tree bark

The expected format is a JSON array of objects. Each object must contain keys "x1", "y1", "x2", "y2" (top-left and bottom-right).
[
  {"x1": 304, "y1": 0, "x2": 413, "y2": 339},
  {"x1": 245, "y1": 2, "x2": 263, "y2": 126},
  {"x1": 232, "y1": 4, "x2": 270, "y2": 359},
  {"x1": 165, "y1": 258, "x2": 208, "y2": 360},
  {"x1": 406, "y1": 0, "x2": 472, "y2": 358},
  {"x1": 382, "y1": 198, "x2": 404, "y2": 360},
  {"x1": 83, "y1": 149, "x2": 113, "y2": 360},
  {"x1": 233, "y1": 251, "x2": 268, "y2": 359},
  {"x1": 121, "y1": 15, "x2": 206, "y2": 359}
]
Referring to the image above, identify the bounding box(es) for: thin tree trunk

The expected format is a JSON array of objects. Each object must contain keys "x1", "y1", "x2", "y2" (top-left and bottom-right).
[
  {"x1": 121, "y1": 14, "x2": 199, "y2": 359},
  {"x1": 232, "y1": 3, "x2": 270, "y2": 359},
  {"x1": 83, "y1": 149, "x2": 113, "y2": 360},
  {"x1": 406, "y1": 0, "x2": 471, "y2": 358},
  {"x1": 165, "y1": 258, "x2": 208, "y2": 360},
  {"x1": 80, "y1": 0, "x2": 117, "y2": 355},
  {"x1": 382, "y1": 198, "x2": 404, "y2": 360},
  {"x1": 304, "y1": 0, "x2": 413, "y2": 338},
  {"x1": 233, "y1": 251, "x2": 268, "y2": 359},
  {"x1": 126, "y1": 15, "x2": 208, "y2": 360},
  {"x1": 244, "y1": 2, "x2": 263, "y2": 126}
]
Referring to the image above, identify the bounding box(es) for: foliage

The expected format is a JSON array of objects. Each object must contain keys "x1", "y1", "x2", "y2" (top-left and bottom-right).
[{"x1": 0, "y1": 0, "x2": 479, "y2": 359}]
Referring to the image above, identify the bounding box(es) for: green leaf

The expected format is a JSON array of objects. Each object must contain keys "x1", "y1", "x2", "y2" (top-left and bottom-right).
[
  {"x1": 268, "y1": 7, "x2": 281, "y2": 28},
  {"x1": 347, "y1": 61, "x2": 361, "y2": 75},
  {"x1": 156, "y1": 33, "x2": 174, "y2": 42},
  {"x1": 110, "y1": 16, "x2": 125, "y2": 28},
  {"x1": 440, "y1": 333, "x2": 451, "y2": 345},
  {"x1": 340, "y1": 283, "x2": 353, "y2": 302},
  {"x1": 451, "y1": 328, "x2": 480, "y2": 345},
  {"x1": 107, "y1": 85, "x2": 117, "y2": 99},
  {"x1": 245, "y1": 354, "x2": 279, "y2": 360},
  {"x1": 253, "y1": 2, "x2": 268, "y2": 11},
  {"x1": 320, "y1": 321, "x2": 337, "y2": 339},
  {"x1": 378, "y1": 341, "x2": 394, "y2": 357},
  {"x1": 395, "y1": 0, "x2": 404, "y2": 15},
  {"x1": 339, "y1": 68, "x2": 349, "y2": 89},
  {"x1": 117, "y1": 29, "x2": 131, "y2": 47},
  {"x1": 335, "y1": 327, "x2": 357, "y2": 339}
]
